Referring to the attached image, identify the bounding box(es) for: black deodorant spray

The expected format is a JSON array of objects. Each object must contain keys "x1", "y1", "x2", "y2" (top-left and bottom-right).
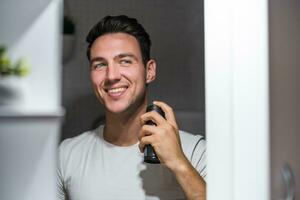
[{"x1": 144, "y1": 104, "x2": 165, "y2": 164}]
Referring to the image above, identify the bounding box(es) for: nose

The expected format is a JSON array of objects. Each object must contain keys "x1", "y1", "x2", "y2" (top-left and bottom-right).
[{"x1": 106, "y1": 64, "x2": 121, "y2": 83}]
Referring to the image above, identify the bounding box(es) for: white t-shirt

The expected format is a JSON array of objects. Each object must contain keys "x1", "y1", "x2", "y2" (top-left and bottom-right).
[{"x1": 57, "y1": 125, "x2": 206, "y2": 200}]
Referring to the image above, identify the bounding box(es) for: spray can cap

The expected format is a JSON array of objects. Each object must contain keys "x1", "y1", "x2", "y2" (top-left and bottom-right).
[{"x1": 146, "y1": 104, "x2": 165, "y2": 118}]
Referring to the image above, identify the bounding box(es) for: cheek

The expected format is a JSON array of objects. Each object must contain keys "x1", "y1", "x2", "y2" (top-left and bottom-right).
[
  {"x1": 122, "y1": 67, "x2": 146, "y2": 82},
  {"x1": 90, "y1": 71, "x2": 105, "y2": 86}
]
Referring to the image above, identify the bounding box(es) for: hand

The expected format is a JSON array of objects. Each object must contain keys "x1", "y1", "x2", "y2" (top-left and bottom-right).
[{"x1": 139, "y1": 101, "x2": 188, "y2": 170}]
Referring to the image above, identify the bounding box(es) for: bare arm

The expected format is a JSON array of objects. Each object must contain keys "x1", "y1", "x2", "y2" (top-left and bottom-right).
[
  {"x1": 139, "y1": 101, "x2": 206, "y2": 200},
  {"x1": 170, "y1": 155, "x2": 206, "y2": 200}
]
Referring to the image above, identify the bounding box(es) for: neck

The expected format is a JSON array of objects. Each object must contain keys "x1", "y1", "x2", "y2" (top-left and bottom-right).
[{"x1": 103, "y1": 101, "x2": 147, "y2": 146}]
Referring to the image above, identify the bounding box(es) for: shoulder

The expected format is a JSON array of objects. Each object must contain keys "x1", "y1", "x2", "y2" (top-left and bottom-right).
[
  {"x1": 179, "y1": 130, "x2": 206, "y2": 163},
  {"x1": 58, "y1": 126, "x2": 103, "y2": 169},
  {"x1": 180, "y1": 130, "x2": 207, "y2": 180},
  {"x1": 179, "y1": 130, "x2": 207, "y2": 179},
  {"x1": 179, "y1": 130, "x2": 206, "y2": 153},
  {"x1": 59, "y1": 128, "x2": 98, "y2": 154}
]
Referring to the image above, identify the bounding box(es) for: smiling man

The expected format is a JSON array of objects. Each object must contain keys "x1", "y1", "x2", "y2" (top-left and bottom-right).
[{"x1": 57, "y1": 15, "x2": 206, "y2": 200}]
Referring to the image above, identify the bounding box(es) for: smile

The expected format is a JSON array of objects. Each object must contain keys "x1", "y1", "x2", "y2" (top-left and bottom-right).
[
  {"x1": 108, "y1": 87, "x2": 126, "y2": 93},
  {"x1": 105, "y1": 86, "x2": 128, "y2": 98}
]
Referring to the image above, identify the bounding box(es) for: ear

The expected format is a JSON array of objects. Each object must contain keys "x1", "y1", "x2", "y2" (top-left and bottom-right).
[{"x1": 146, "y1": 59, "x2": 156, "y2": 83}]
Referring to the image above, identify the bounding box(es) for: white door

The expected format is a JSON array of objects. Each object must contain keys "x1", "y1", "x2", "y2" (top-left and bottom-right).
[
  {"x1": 205, "y1": 0, "x2": 300, "y2": 200},
  {"x1": 204, "y1": 1, "x2": 270, "y2": 200}
]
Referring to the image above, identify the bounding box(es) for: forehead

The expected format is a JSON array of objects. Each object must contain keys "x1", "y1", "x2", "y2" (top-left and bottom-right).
[{"x1": 90, "y1": 33, "x2": 142, "y2": 59}]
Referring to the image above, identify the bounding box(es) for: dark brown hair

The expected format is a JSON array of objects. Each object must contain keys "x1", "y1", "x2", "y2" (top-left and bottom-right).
[{"x1": 86, "y1": 15, "x2": 151, "y2": 66}]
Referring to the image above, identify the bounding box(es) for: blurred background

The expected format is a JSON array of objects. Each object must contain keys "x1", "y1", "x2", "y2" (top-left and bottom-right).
[
  {"x1": 1, "y1": 0, "x2": 299, "y2": 200},
  {"x1": 0, "y1": 1, "x2": 63, "y2": 200}
]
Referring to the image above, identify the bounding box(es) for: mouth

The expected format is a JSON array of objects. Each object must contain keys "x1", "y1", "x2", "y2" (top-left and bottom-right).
[{"x1": 105, "y1": 86, "x2": 128, "y2": 98}]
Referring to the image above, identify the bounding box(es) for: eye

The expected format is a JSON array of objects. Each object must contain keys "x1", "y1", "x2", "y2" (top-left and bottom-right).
[
  {"x1": 92, "y1": 62, "x2": 107, "y2": 70},
  {"x1": 120, "y1": 59, "x2": 132, "y2": 66}
]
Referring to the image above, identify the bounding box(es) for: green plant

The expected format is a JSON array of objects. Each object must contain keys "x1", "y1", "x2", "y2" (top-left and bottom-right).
[
  {"x1": 0, "y1": 46, "x2": 30, "y2": 77},
  {"x1": 63, "y1": 15, "x2": 76, "y2": 35}
]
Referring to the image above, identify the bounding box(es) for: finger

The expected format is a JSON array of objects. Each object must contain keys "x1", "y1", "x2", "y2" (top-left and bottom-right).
[
  {"x1": 139, "y1": 125, "x2": 159, "y2": 140},
  {"x1": 138, "y1": 135, "x2": 155, "y2": 153},
  {"x1": 140, "y1": 110, "x2": 166, "y2": 126},
  {"x1": 153, "y1": 101, "x2": 178, "y2": 129}
]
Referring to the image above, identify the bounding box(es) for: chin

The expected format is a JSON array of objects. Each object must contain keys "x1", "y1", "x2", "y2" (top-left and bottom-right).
[{"x1": 105, "y1": 102, "x2": 131, "y2": 114}]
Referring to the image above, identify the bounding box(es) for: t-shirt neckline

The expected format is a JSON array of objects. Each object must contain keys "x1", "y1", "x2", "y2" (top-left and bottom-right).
[{"x1": 97, "y1": 125, "x2": 139, "y2": 149}]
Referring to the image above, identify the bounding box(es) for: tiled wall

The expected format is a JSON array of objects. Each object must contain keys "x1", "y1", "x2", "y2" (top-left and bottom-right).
[{"x1": 62, "y1": 0, "x2": 205, "y2": 140}]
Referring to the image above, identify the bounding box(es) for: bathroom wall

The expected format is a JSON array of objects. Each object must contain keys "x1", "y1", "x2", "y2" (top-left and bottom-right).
[
  {"x1": 269, "y1": 0, "x2": 300, "y2": 198},
  {"x1": 62, "y1": 0, "x2": 205, "y2": 140},
  {"x1": 0, "y1": 1, "x2": 63, "y2": 199}
]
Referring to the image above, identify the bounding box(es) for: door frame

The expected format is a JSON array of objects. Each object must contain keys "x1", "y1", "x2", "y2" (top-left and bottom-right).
[{"x1": 204, "y1": 1, "x2": 270, "y2": 199}]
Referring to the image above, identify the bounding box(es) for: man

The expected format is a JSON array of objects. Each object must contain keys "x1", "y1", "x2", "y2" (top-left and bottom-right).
[{"x1": 57, "y1": 15, "x2": 206, "y2": 200}]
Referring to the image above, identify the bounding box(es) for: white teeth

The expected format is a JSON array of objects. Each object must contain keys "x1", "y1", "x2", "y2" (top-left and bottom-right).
[{"x1": 108, "y1": 87, "x2": 126, "y2": 93}]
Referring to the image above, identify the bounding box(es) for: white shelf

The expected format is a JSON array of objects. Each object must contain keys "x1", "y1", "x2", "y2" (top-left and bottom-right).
[{"x1": 0, "y1": 106, "x2": 64, "y2": 118}]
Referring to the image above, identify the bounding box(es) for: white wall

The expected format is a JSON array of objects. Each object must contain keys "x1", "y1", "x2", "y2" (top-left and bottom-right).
[
  {"x1": 0, "y1": 116, "x2": 61, "y2": 200},
  {"x1": 0, "y1": 1, "x2": 63, "y2": 200},
  {"x1": 0, "y1": 0, "x2": 50, "y2": 46},
  {"x1": 0, "y1": 0, "x2": 62, "y2": 112}
]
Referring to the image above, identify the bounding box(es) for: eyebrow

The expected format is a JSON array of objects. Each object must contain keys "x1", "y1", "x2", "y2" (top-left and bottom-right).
[
  {"x1": 115, "y1": 53, "x2": 138, "y2": 61},
  {"x1": 90, "y1": 53, "x2": 138, "y2": 64},
  {"x1": 90, "y1": 57, "x2": 105, "y2": 64}
]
